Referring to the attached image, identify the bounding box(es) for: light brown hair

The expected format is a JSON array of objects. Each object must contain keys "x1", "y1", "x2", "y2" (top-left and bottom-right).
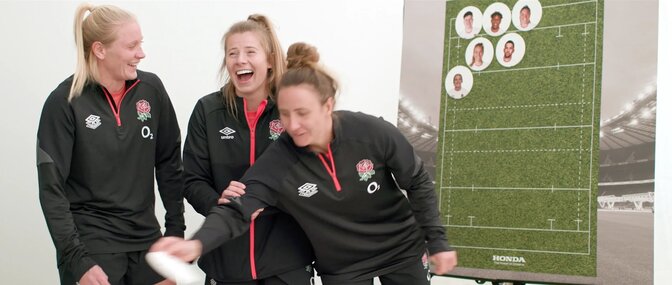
[
  {"x1": 220, "y1": 14, "x2": 285, "y2": 117},
  {"x1": 279, "y1": 42, "x2": 338, "y2": 105}
]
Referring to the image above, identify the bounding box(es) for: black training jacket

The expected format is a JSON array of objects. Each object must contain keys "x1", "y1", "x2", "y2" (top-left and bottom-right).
[
  {"x1": 183, "y1": 92, "x2": 313, "y2": 282},
  {"x1": 193, "y1": 111, "x2": 451, "y2": 282},
  {"x1": 36, "y1": 71, "x2": 185, "y2": 281}
]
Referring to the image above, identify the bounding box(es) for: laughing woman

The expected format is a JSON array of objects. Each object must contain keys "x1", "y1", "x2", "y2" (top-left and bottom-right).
[
  {"x1": 181, "y1": 15, "x2": 314, "y2": 285},
  {"x1": 155, "y1": 42, "x2": 457, "y2": 285}
]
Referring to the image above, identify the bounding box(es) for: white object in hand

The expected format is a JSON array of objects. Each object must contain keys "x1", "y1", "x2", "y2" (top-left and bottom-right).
[{"x1": 145, "y1": 251, "x2": 200, "y2": 284}]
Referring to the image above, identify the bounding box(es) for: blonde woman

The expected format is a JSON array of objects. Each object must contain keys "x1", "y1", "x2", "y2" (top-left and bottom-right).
[{"x1": 37, "y1": 4, "x2": 184, "y2": 285}]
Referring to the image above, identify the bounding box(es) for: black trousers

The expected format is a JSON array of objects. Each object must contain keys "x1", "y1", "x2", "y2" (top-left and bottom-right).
[
  {"x1": 207, "y1": 265, "x2": 314, "y2": 285},
  {"x1": 321, "y1": 254, "x2": 431, "y2": 285},
  {"x1": 59, "y1": 250, "x2": 164, "y2": 285}
]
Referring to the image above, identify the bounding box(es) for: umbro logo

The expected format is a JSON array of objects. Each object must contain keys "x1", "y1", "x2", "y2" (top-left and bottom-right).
[
  {"x1": 85, "y1": 115, "x2": 101, "y2": 129},
  {"x1": 298, "y1": 183, "x2": 318, "y2": 198},
  {"x1": 219, "y1": 127, "x2": 236, "y2": 140}
]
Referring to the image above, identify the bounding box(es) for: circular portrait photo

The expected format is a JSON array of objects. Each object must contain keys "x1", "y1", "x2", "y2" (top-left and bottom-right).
[
  {"x1": 496, "y1": 33, "x2": 526, "y2": 67},
  {"x1": 512, "y1": 0, "x2": 543, "y2": 31},
  {"x1": 445, "y1": 66, "x2": 474, "y2": 99},
  {"x1": 465, "y1": 37, "x2": 494, "y2": 71},
  {"x1": 483, "y1": 2, "x2": 512, "y2": 37},
  {"x1": 455, "y1": 6, "x2": 483, "y2": 39}
]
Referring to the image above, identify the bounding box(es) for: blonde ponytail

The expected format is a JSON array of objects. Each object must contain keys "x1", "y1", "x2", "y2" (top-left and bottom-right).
[
  {"x1": 69, "y1": 3, "x2": 95, "y2": 101},
  {"x1": 68, "y1": 3, "x2": 135, "y2": 101}
]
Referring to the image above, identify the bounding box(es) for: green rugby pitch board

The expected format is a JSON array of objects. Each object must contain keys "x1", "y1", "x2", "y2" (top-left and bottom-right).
[{"x1": 437, "y1": 0, "x2": 602, "y2": 276}]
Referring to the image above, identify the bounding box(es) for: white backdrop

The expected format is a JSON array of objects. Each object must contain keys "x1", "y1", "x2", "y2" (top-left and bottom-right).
[
  {"x1": 0, "y1": 1, "x2": 670, "y2": 284},
  {"x1": 0, "y1": 1, "x2": 403, "y2": 283}
]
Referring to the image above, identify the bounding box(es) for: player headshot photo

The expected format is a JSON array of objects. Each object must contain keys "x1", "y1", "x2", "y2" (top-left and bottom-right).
[
  {"x1": 496, "y1": 33, "x2": 526, "y2": 67},
  {"x1": 456, "y1": 6, "x2": 483, "y2": 39},
  {"x1": 503, "y1": 40, "x2": 515, "y2": 63},
  {"x1": 483, "y1": 2, "x2": 511, "y2": 37},
  {"x1": 465, "y1": 12, "x2": 474, "y2": 34},
  {"x1": 465, "y1": 37, "x2": 494, "y2": 71},
  {"x1": 520, "y1": 6, "x2": 531, "y2": 28},
  {"x1": 446, "y1": 66, "x2": 473, "y2": 99},
  {"x1": 513, "y1": 0, "x2": 543, "y2": 31},
  {"x1": 471, "y1": 43, "x2": 485, "y2": 67}
]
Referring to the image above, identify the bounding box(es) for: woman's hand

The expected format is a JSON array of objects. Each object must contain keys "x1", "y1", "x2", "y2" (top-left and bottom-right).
[
  {"x1": 218, "y1": 181, "x2": 247, "y2": 204},
  {"x1": 79, "y1": 265, "x2": 110, "y2": 285},
  {"x1": 430, "y1": 250, "x2": 458, "y2": 275},
  {"x1": 217, "y1": 180, "x2": 265, "y2": 220},
  {"x1": 150, "y1": 237, "x2": 203, "y2": 263}
]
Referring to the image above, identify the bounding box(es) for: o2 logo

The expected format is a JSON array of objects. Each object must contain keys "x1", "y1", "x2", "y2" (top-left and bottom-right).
[
  {"x1": 141, "y1": 126, "x2": 154, "y2": 140},
  {"x1": 367, "y1": 182, "x2": 380, "y2": 194}
]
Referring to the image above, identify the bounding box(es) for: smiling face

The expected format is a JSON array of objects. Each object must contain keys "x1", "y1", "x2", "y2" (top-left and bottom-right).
[
  {"x1": 491, "y1": 13, "x2": 502, "y2": 32},
  {"x1": 472, "y1": 44, "x2": 484, "y2": 66},
  {"x1": 277, "y1": 84, "x2": 334, "y2": 153},
  {"x1": 520, "y1": 7, "x2": 531, "y2": 28},
  {"x1": 225, "y1": 31, "x2": 272, "y2": 99},
  {"x1": 96, "y1": 21, "x2": 145, "y2": 89}
]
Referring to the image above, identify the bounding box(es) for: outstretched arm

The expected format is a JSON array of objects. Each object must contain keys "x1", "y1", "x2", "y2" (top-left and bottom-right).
[
  {"x1": 152, "y1": 181, "x2": 276, "y2": 261},
  {"x1": 380, "y1": 118, "x2": 457, "y2": 271}
]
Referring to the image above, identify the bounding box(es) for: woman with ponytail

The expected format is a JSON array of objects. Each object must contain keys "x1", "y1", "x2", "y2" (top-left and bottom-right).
[
  {"x1": 181, "y1": 15, "x2": 314, "y2": 285},
  {"x1": 153, "y1": 42, "x2": 457, "y2": 285},
  {"x1": 37, "y1": 4, "x2": 184, "y2": 285}
]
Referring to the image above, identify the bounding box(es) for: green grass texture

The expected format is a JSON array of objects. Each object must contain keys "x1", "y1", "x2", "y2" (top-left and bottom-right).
[{"x1": 438, "y1": 0, "x2": 603, "y2": 276}]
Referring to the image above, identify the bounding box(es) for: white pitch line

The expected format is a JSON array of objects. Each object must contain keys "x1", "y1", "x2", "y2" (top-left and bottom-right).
[
  {"x1": 448, "y1": 21, "x2": 597, "y2": 39},
  {"x1": 450, "y1": 245, "x2": 591, "y2": 255},
  {"x1": 438, "y1": 15, "x2": 458, "y2": 213},
  {"x1": 532, "y1": 21, "x2": 598, "y2": 32},
  {"x1": 446, "y1": 225, "x2": 589, "y2": 233},
  {"x1": 449, "y1": 102, "x2": 585, "y2": 112},
  {"x1": 440, "y1": 186, "x2": 590, "y2": 191},
  {"x1": 450, "y1": 149, "x2": 581, "y2": 154},
  {"x1": 544, "y1": 0, "x2": 597, "y2": 9},
  {"x1": 477, "y1": 62, "x2": 595, "y2": 74},
  {"x1": 587, "y1": 0, "x2": 601, "y2": 255},
  {"x1": 445, "y1": 124, "x2": 591, "y2": 133}
]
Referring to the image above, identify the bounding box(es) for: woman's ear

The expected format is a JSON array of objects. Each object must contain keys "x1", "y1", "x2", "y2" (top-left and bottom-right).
[
  {"x1": 92, "y1": 41, "x2": 106, "y2": 60},
  {"x1": 325, "y1": 96, "x2": 335, "y2": 114}
]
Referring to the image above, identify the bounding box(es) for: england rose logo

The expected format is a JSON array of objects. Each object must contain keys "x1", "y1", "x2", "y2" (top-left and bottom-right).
[
  {"x1": 268, "y1": 119, "x2": 284, "y2": 140},
  {"x1": 356, "y1": 159, "x2": 375, "y2": 181},
  {"x1": 136, "y1": 100, "x2": 152, "y2": 122}
]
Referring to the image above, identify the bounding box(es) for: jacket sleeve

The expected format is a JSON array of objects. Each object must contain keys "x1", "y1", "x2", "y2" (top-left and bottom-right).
[
  {"x1": 192, "y1": 182, "x2": 275, "y2": 254},
  {"x1": 379, "y1": 118, "x2": 453, "y2": 254},
  {"x1": 37, "y1": 93, "x2": 97, "y2": 281},
  {"x1": 154, "y1": 79, "x2": 186, "y2": 237},
  {"x1": 182, "y1": 101, "x2": 219, "y2": 216}
]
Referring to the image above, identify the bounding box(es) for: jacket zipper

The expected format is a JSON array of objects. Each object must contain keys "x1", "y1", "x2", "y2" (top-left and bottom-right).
[
  {"x1": 243, "y1": 98, "x2": 268, "y2": 280},
  {"x1": 102, "y1": 80, "x2": 140, "y2": 126},
  {"x1": 318, "y1": 144, "x2": 342, "y2": 191}
]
